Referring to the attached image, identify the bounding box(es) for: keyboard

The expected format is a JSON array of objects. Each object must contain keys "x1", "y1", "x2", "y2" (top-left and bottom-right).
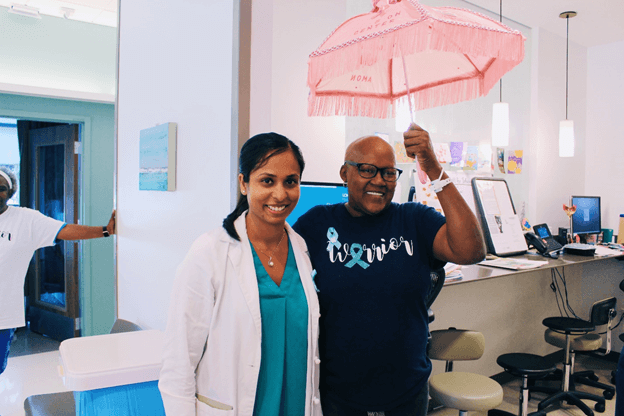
[
  {"x1": 564, "y1": 243, "x2": 595, "y2": 250},
  {"x1": 563, "y1": 243, "x2": 596, "y2": 256}
]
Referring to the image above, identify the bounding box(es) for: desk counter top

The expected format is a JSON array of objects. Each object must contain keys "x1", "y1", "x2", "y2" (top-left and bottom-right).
[{"x1": 446, "y1": 248, "x2": 624, "y2": 286}]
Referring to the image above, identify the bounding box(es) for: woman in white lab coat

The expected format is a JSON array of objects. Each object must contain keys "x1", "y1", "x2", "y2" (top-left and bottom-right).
[{"x1": 159, "y1": 133, "x2": 321, "y2": 416}]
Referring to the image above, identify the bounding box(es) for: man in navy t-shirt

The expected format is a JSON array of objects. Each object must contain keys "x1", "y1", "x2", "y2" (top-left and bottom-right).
[{"x1": 293, "y1": 124, "x2": 486, "y2": 416}]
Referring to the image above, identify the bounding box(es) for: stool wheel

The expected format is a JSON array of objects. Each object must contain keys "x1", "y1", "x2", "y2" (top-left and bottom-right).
[
  {"x1": 603, "y1": 390, "x2": 614, "y2": 400},
  {"x1": 595, "y1": 402, "x2": 606, "y2": 413}
]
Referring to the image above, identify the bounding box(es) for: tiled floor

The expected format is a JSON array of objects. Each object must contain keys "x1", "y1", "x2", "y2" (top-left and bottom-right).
[{"x1": 0, "y1": 329, "x2": 619, "y2": 416}]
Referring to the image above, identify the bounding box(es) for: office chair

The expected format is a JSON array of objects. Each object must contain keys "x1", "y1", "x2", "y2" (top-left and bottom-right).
[
  {"x1": 531, "y1": 297, "x2": 617, "y2": 406},
  {"x1": 567, "y1": 297, "x2": 617, "y2": 397},
  {"x1": 428, "y1": 328, "x2": 504, "y2": 416},
  {"x1": 23, "y1": 319, "x2": 142, "y2": 416},
  {"x1": 612, "y1": 279, "x2": 624, "y2": 384},
  {"x1": 427, "y1": 267, "x2": 446, "y2": 323},
  {"x1": 529, "y1": 299, "x2": 617, "y2": 416}
]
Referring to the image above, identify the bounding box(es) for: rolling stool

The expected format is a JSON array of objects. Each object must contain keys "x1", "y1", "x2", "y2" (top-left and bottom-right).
[
  {"x1": 538, "y1": 298, "x2": 617, "y2": 400},
  {"x1": 488, "y1": 353, "x2": 556, "y2": 416},
  {"x1": 531, "y1": 317, "x2": 606, "y2": 416},
  {"x1": 531, "y1": 297, "x2": 617, "y2": 398},
  {"x1": 428, "y1": 328, "x2": 504, "y2": 416}
]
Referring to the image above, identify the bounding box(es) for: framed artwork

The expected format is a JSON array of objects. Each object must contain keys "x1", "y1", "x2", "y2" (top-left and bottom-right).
[{"x1": 139, "y1": 123, "x2": 177, "y2": 191}]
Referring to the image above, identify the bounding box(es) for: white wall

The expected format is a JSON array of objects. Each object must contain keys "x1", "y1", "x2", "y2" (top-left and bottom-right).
[
  {"x1": 532, "y1": 28, "x2": 588, "y2": 230},
  {"x1": 251, "y1": 0, "x2": 347, "y2": 183},
  {"x1": 0, "y1": 7, "x2": 116, "y2": 102},
  {"x1": 116, "y1": 0, "x2": 237, "y2": 330},
  {"x1": 586, "y1": 40, "x2": 624, "y2": 232}
]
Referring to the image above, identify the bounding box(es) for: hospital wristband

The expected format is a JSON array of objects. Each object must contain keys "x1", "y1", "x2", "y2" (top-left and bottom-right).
[{"x1": 431, "y1": 168, "x2": 452, "y2": 193}]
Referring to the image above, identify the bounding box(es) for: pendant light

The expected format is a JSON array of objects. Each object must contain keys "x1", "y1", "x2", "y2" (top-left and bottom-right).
[
  {"x1": 491, "y1": 0, "x2": 509, "y2": 147},
  {"x1": 559, "y1": 11, "x2": 576, "y2": 157}
]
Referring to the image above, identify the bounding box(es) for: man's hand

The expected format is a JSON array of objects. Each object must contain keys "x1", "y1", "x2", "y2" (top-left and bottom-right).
[
  {"x1": 107, "y1": 210, "x2": 116, "y2": 235},
  {"x1": 403, "y1": 123, "x2": 442, "y2": 177},
  {"x1": 57, "y1": 209, "x2": 117, "y2": 240}
]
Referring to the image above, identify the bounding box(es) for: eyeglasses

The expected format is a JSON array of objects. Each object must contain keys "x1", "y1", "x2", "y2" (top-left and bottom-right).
[
  {"x1": 0, "y1": 186, "x2": 8, "y2": 193},
  {"x1": 344, "y1": 161, "x2": 403, "y2": 182}
]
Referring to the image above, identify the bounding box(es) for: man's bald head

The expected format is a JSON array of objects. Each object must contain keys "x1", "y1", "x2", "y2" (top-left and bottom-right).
[
  {"x1": 345, "y1": 136, "x2": 396, "y2": 165},
  {"x1": 340, "y1": 135, "x2": 398, "y2": 217}
]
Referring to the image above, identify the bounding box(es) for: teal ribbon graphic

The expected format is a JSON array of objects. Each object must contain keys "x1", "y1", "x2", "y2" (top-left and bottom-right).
[
  {"x1": 345, "y1": 244, "x2": 369, "y2": 269},
  {"x1": 326, "y1": 227, "x2": 341, "y2": 252}
]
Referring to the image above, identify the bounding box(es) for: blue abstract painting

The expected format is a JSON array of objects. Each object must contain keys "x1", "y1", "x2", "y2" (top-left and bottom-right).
[{"x1": 139, "y1": 123, "x2": 177, "y2": 191}]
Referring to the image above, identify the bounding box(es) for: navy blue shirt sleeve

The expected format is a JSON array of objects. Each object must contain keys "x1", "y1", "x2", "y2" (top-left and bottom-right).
[{"x1": 401, "y1": 202, "x2": 446, "y2": 270}]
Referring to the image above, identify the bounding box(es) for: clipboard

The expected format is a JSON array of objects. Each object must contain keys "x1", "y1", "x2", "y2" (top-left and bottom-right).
[{"x1": 471, "y1": 177, "x2": 528, "y2": 257}]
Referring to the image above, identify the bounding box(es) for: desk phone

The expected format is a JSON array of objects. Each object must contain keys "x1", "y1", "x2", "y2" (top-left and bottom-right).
[{"x1": 525, "y1": 223, "x2": 563, "y2": 255}]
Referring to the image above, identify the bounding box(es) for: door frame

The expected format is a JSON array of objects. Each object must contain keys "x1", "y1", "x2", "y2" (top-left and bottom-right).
[{"x1": 0, "y1": 107, "x2": 113, "y2": 336}]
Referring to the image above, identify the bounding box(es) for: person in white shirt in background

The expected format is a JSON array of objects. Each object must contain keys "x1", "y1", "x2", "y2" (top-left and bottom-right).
[{"x1": 0, "y1": 166, "x2": 115, "y2": 375}]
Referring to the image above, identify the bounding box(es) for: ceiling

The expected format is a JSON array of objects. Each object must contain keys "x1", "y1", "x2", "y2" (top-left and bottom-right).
[
  {"x1": 1, "y1": 1, "x2": 623, "y2": 47},
  {"x1": 465, "y1": 0, "x2": 624, "y2": 48},
  {"x1": 0, "y1": 0, "x2": 117, "y2": 27}
]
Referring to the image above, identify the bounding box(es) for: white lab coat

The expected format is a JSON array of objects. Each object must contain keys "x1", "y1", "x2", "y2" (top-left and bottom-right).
[{"x1": 159, "y1": 213, "x2": 321, "y2": 416}]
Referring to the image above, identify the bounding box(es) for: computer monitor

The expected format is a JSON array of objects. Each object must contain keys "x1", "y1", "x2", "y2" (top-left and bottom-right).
[
  {"x1": 570, "y1": 196, "x2": 601, "y2": 236},
  {"x1": 287, "y1": 182, "x2": 348, "y2": 225}
]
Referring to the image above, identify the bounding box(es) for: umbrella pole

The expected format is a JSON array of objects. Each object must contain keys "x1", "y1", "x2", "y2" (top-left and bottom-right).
[
  {"x1": 400, "y1": 53, "x2": 415, "y2": 125},
  {"x1": 401, "y1": 51, "x2": 428, "y2": 185}
]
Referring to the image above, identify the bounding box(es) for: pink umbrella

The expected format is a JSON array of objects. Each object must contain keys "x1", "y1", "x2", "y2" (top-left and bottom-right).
[{"x1": 307, "y1": 0, "x2": 525, "y2": 120}]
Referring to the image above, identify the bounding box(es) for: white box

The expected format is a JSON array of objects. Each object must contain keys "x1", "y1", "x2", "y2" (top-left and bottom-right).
[{"x1": 59, "y1": 330, "x2": 163, "y2": 391}]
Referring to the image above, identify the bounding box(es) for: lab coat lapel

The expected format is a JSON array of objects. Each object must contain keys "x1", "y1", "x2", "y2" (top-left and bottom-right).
[{"x1": 232, "y1": 213, "x2": 262, "y2": 339}]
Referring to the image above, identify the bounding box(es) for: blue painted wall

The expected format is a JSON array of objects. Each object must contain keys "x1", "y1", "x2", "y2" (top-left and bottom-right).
[{"x1": 0, "y1": 93, "x2": 115, "y2": 337}]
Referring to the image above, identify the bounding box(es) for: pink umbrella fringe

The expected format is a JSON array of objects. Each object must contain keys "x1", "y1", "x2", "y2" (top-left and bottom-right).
[
  {"x1": 308, "y1": 17, "x2": 525, "y2": 89},
  {"x1": 309, "y1": 53, "x2": 518, "y2": 118}
]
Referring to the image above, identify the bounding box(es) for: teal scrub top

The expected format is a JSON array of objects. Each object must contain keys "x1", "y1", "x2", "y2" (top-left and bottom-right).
[{"x1": 251, "y1": 240, "x2": 309, "y2": 416}]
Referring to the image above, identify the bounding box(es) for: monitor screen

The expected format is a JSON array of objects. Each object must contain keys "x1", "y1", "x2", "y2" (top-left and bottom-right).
[
  {"x1": 570, "y1": 196, "x2": 601, "y2": 235},
  {"x1": 287, "y1": 182, "x2": 348, "y2": 225}
]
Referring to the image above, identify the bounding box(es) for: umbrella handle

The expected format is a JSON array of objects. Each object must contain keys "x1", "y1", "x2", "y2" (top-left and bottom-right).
[{"x1": 400, "y1": 52, "x2": 415, "y2": 125}]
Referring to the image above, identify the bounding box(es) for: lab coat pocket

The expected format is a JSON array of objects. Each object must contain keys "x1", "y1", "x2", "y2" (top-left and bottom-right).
[{"x1": 196, "y1": 394, "x2": 233, "y2": 414}]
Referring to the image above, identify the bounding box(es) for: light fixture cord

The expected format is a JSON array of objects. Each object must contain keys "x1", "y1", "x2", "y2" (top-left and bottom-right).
[
  {"x1": 565, "y1": 15, "x2": 569, "y2": 120},
  {"x1": 499, "y1": 0, "x2": 503, "y2": 102}
]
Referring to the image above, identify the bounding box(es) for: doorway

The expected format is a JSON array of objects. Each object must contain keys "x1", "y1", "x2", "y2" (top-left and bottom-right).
[
  {"x1": 17, "y1": 121, "x2": 82, "y2": 341},
  {"x1": 27, "y1": 123, "x2": 81, "y2": 340}
]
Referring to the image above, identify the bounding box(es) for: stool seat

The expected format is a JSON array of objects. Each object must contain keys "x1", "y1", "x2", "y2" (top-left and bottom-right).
[
  {"x1": 497, "y1": 353, "x2": 557, "y2": 379},
  {"x1": 544, "y1": 329, "x2": 602, "y2": 351},
  {"x1": 542, "y1": 317, "x2": 594, "y2": 334},
  {"x1": 429, "y1": 371, "x2": 504, "y2": 411}
]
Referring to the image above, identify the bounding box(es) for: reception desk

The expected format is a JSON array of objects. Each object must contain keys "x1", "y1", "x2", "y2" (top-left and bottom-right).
[
  {"x1": 448, "y1": 247, "x2": 624, "y2": 286},
  {"x1": 430, "y1": 247, "x2": 624, "y2": 377}
]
